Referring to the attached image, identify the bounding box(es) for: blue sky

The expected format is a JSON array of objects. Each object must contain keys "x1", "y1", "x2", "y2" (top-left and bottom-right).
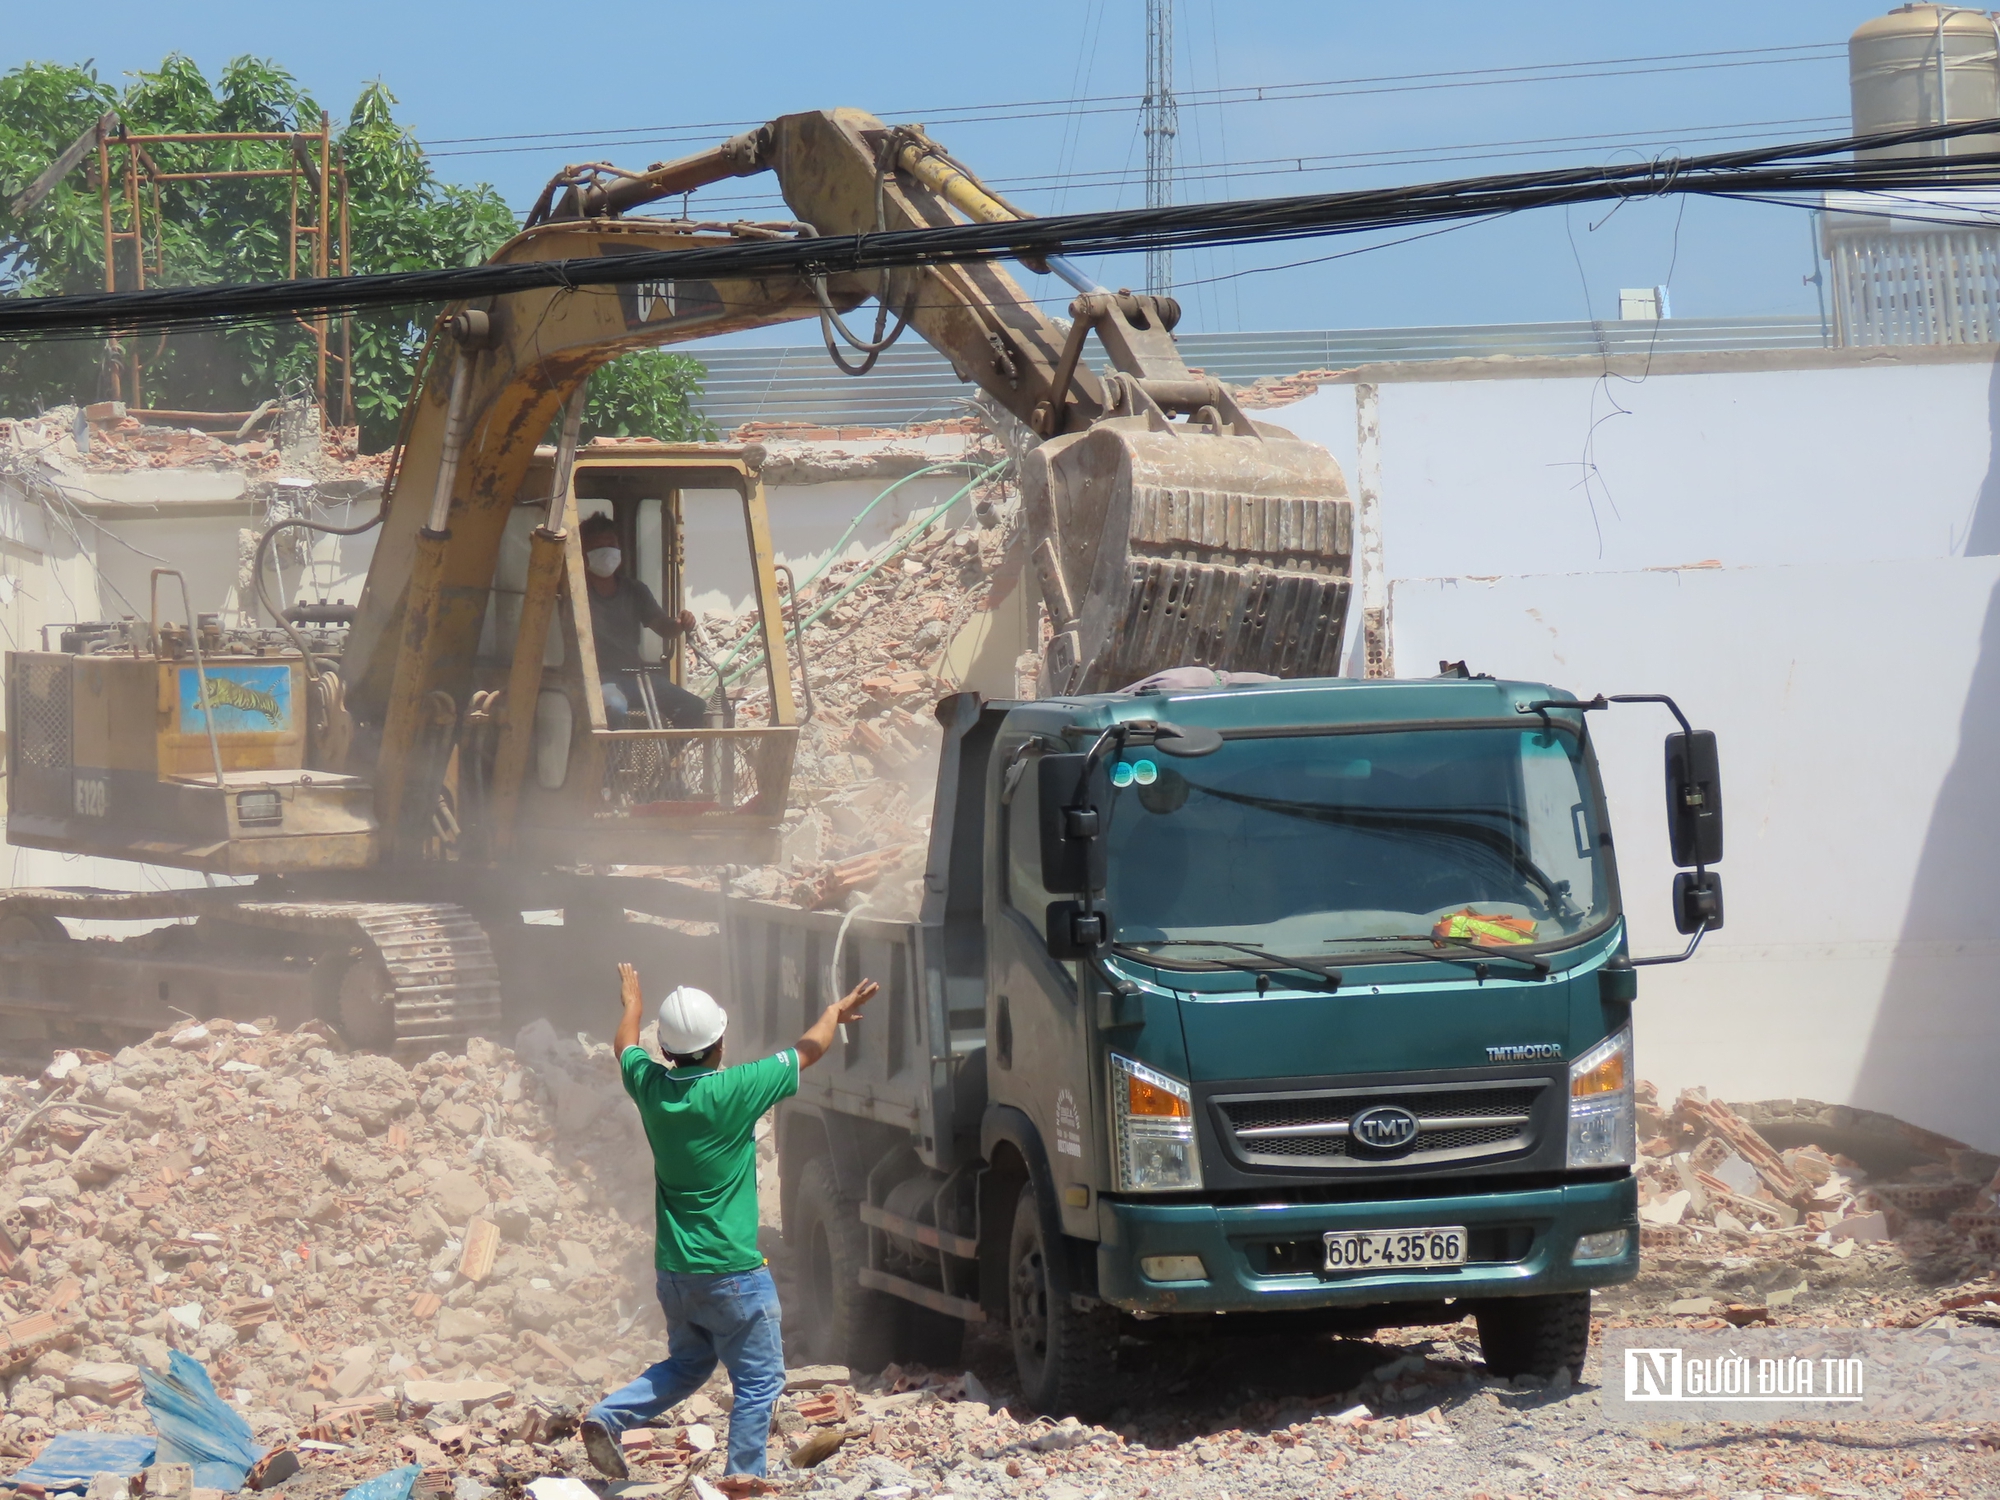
[{"x1": 11, "y1": 2, "x2": 1895, "y2": 341}]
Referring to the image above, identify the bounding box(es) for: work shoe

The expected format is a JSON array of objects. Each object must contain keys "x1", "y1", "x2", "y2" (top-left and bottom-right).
[{"x1": 581, "y1": 1419, "x2": 629, "y2": 1480}]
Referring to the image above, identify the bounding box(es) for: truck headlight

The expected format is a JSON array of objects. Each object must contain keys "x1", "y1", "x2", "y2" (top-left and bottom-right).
[
  {"x1": 1110, "y1": 1054, "x2": 1203, "y2": 1192},
  {"x1": 1566, "y1": 1024, "x2": 1635, "y2": 1169}
]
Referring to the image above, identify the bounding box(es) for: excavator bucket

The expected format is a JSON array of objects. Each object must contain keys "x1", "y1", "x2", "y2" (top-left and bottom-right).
[
  {"x1": 1022, "y1": 405, "x2": 1353, "y2": 694},
  {"x1": 1017, "y1": 289, "x2": 1353, "y2": 694}
]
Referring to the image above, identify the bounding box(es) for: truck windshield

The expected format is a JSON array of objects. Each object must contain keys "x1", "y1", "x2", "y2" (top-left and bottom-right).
[{"x1": 1104, "y1": 724, "x2": 1611, "y2": 961}]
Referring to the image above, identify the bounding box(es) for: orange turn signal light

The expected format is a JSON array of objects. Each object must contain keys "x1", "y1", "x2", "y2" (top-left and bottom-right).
[
  {"x1": 1127, "y1": 1074, "x2": 1191, "y2": 1118},
  {"x1": 1571, "y1": 1049, "x2": 1626, "y2": 1098}
]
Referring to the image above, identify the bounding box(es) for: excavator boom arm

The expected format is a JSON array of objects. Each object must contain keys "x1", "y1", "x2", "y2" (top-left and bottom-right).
[{"x1": 349, "y1": 109, "x2": 1352, "y2": 849}]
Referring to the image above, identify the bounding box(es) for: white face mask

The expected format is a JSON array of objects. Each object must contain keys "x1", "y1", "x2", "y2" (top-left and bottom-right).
[{"x1": 585, "y1": 546, "x2": 622, "y2": 578}]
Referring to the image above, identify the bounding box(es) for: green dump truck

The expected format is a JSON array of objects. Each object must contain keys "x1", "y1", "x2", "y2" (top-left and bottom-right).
[{"x1": 719, "y1": 673, "x2": 1723, "y2": 1414}]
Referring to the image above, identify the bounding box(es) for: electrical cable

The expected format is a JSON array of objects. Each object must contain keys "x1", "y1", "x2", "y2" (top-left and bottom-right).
[
  {"x1": 422, "y1": 42, "x2": 1849, "y2": 157},
  {"x1": 588, "y1": 113, "x2": 1874, "y2": 222},
  {"x1": 9, "y1": 116, "x2": 2000, "y2": 341}
]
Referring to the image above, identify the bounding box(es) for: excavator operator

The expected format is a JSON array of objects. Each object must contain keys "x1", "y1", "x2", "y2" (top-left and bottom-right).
[{"x1": 581, "y1": 513, "x2": 708, "y2": 728}]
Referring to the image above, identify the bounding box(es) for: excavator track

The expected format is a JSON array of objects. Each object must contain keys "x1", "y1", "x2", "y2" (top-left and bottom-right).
[{"x1": 0, "y1": 887, "x2": 501, "y2": 1056}]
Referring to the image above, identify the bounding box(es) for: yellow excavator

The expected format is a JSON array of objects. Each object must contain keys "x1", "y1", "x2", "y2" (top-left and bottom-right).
[{"x1": 0, "y1": 109, "x2": 1351, "y2": 1054}]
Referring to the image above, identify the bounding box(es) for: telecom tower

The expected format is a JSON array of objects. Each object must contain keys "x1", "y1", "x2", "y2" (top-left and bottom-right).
[{"x1": 1144, "y1": 0, "x2": 1178, "y2": 296}]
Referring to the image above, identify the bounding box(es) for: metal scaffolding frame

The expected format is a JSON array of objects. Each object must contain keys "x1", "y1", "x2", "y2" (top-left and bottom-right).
[{"x1": 93, "y1": 117, "x2": 352, "y2": 424}]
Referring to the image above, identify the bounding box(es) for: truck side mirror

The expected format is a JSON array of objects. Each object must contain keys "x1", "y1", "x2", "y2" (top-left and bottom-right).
[
  {"x1": 1664, "y1": 730, "x2": 1723, "y2": 867},
  {"x1": 1673, "y1": 871, "x2": 1724, "y2": 935},
  {"x1": 1038, "y1": 753, "x2": 1109, "y2": 894},
  {"x1": 1046, "y1": 899, "x2": 1110, "y2": 959}
]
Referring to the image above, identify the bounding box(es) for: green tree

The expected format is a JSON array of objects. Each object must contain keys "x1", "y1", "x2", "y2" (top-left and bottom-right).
[
  {"x1": 580, "y1": 352, "x2": 717, "y2": 442},
  {"x1": 0, "y1": 56, "x2": 713, "y2": 448}
]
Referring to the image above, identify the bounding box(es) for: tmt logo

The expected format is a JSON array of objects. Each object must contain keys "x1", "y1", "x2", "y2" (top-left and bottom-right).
[{"x1": 1349, "y1": 1104, "x2": 1419, "y2": 1150}]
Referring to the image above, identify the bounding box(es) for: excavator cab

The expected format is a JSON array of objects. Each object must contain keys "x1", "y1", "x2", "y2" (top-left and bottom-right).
[{"x1": 493, "y1": 444, "x2": 801, "y2": 868}]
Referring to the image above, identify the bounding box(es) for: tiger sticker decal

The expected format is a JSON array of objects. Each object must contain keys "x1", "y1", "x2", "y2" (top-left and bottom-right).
[{"x1": 178, "y1": 665, "x2": 294, "y2": 734}]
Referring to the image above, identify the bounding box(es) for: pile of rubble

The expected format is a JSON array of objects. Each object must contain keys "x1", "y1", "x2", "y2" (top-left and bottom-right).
[
  {"x1": 1632, "y1": 1083, "x2": 2000, "y2": 1288},
  {"x1": 702, "y1": 463, "x2": 1028, "y2": 923},
  {"x1": 0, "y1": 403, "x2": 382, "y2": 479},
  {"x1": 0, "y1": 1015, "x2": 681, "y2": 1476},
  {"x1": 0, "y1": 1018, "x2": 1992, "y2": 1495}
]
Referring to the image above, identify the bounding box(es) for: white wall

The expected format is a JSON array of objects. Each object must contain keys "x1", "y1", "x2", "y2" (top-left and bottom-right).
[
  {"x1": 680, "y1": 473, "x2": 978, "y2": 618},
  {"x1": 1278, "y1": 353, "x2": 2000, "y2": 1149}
]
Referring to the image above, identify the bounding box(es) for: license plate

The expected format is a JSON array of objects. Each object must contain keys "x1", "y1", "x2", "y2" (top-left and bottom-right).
[{"x1": 1323, "y1": 1226, "x2": 1467, "y2": 1272}]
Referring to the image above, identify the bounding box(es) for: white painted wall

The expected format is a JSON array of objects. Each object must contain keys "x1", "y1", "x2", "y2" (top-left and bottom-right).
[
  {"x1": 679, "y1": 473, "x2": 980, "y2": 618},
  {"x1": 1278, "y1": 354, "x2": 2000, "y2": 1149}
]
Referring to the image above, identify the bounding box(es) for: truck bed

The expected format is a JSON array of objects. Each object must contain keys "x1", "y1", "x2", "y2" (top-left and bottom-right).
[{"x1": 716, "y1": 693, "x2": 1006, "y2": 1171}]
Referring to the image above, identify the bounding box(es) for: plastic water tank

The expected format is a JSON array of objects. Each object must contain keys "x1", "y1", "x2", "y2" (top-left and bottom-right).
[{"x1": 1851, "y1": 4, "x2": 2000, "y2": 159}]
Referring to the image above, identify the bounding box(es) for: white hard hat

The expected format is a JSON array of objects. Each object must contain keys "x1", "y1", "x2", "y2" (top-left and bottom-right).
[{"x1": 657, "y1": 985, "x2": 728, "y2": 1056}]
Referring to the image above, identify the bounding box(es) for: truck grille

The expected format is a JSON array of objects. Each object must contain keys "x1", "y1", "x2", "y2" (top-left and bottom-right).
[{"x1": 1213, "y1": 1084, "x2": 1544, "y2": 1169}]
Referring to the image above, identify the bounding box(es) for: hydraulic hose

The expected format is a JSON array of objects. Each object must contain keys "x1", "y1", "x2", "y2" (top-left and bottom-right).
[{"x1": 252, "y1": 510, "x2": 386, "y2": 682}]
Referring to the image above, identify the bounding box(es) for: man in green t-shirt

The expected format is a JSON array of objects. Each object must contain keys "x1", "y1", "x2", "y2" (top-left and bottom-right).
[{"x1": 581, "y1": 962, "x2": 878, "y2": 1485}]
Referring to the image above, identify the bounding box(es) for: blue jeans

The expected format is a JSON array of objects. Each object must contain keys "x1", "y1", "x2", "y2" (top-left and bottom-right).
[
  {"x1": 588, "y1": 1265, "x2": 786, "y2": 1477},
  {"x1": 602, "y1": 674, "x2": 709, "y2": 729}
]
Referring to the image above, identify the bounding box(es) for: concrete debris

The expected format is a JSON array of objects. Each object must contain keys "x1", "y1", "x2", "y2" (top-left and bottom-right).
[
  {"x1": 0, "y1": 1023, "x2": 1986, "y2": 1495},
  {"x1": 694, "y1": 464, "x2": 1024, "y2": 923},
  {"x1": 0, "y1": 407, "x2": 382, "y2": 482},
  {"x1": 0, "y1": 1015, "x2": 680, "y2": 1479},
  {"x1": 1631, "y1": 1083, "x2": 1999, "y2": 1284},
  {"x1": 1233, "y1": 367, "x2": 1353, "y2": 410}
]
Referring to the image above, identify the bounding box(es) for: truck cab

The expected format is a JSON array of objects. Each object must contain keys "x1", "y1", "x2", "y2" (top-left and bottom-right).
[{"x1": 726, "y1": 672, "x2": 1723, "y2": 1413}]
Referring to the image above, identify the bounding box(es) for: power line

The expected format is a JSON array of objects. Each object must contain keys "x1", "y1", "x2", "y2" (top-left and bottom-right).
[
  {"x1": 420, "y1": 42, "x2": 1848, "y2": 161},
  {"x1": 8, "y1": 118, "x2": 1996, "y2": 342},
  {"x1": 539, "y1": 113, "x2": 1854, "y2": 222}
]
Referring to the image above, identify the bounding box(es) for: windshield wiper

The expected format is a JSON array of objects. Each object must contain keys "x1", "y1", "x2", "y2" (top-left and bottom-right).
[
  {"x1": 1340, "y1": 943, "x2": 1550, "y2": 978},
  {"x1": 1114, "y1": 940, "x2": 1343, "y2": 991}
]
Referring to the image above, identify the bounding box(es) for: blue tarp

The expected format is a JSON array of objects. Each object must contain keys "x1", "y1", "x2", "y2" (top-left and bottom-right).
[
  {"x1": 337, "y1": 1464, "x2": 421, "y2": 1500},
  {"x1": 10, "y1": 1433, "x2": 157, "y2": 1492},
  {"x1": 139, "y1": 1351, "x2": 265, "y2": 1492}
]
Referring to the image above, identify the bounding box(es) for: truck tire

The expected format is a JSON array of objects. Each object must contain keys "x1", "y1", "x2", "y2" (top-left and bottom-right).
[
  {"x1": 789, "y1": 1158, "x2": 897, "y2": 1372},
  {"x1": 1474, "y1": 1291, "x2": 1592, "y2": 1381},
  {"x1": 1007, "y1": 1182, "x2": 1118, "y2": 1417}
]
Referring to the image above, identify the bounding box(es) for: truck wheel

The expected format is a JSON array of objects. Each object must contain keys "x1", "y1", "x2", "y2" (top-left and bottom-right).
[
  {"x1": 789, "y1": 1158, "x2": 897, "y2": 1372},
  {"x1": 1474, "y1": 1291, "x2": 1592, "y2": 1381},
  {"x1": 1007, "y1": 1182, "x2": 1118, "y2": 1417}
]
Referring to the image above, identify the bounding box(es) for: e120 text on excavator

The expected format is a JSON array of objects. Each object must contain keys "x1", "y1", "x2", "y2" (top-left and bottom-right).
[{"x1": 2, "y1": 109, "x2": 1726, "y2": 1409}]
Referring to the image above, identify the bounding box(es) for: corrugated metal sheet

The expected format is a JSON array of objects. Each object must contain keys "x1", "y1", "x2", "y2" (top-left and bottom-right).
[{"x1": 694, "y1": 317, "x2": 1828, "y2": 431}]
